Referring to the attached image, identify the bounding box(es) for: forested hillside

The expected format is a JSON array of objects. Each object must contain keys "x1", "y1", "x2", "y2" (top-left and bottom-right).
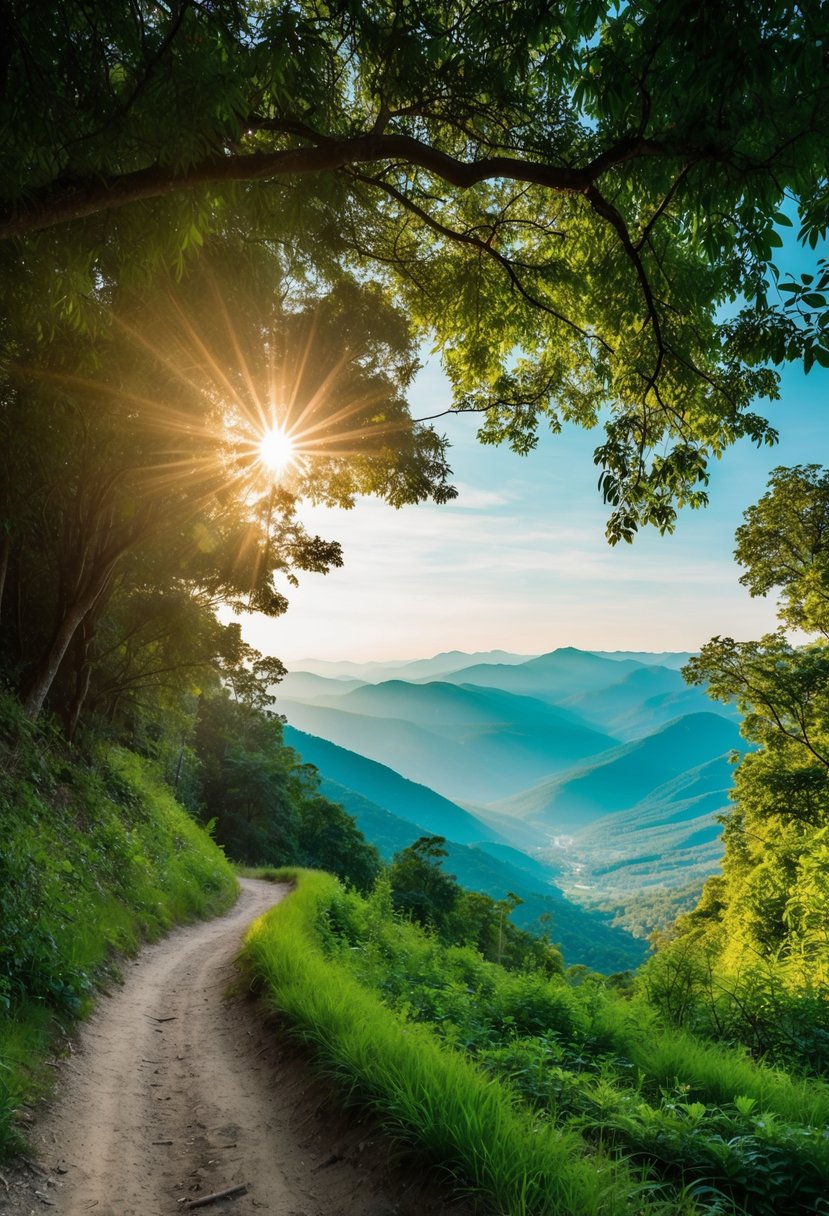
[
  {"x1": 284, "y1": 724, "x2": 646, "y2": 971},
  {"x1": 643, "y1": 468, "x2": 829, "y2": 1071},
  {"x1": 276, "y1": 650, "x2": 746, "y2": 934},
  {"x1": 245, "y1": 869, "x2": 829, "y2": 1216}
]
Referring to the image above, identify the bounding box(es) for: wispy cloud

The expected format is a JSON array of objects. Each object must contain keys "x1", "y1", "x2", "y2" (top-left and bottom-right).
[{"x1": 448, "y1": 482, "x2": 512, "y2": 509}]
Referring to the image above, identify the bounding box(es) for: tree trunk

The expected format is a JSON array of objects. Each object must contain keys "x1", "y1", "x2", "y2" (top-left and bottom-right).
[
  {"x1": 65, "y1": 613, "x2": 97, "y2": 741},
  {"x1": 0, "y1": 532, "x2": 9, "y2": 628},
  {"x1": 22, "y1": 598, "x2": 94, "y2": 720},
  {"x1": 21, "y1": 513, "x2": 142, "y2": 721}
]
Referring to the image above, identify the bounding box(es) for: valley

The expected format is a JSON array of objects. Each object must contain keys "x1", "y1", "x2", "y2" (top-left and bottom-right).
[{"x1": 275, "y1": 647, "x2": 743, "y2": 957}]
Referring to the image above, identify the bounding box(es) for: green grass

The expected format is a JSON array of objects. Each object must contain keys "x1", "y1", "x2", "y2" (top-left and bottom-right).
[
  {"x1": 244, "y1": 871, "x2": 829, "y2": 1216},
  {"x1": 243, "y1": 869, "x2": 694, "y2": 1216},
  {"x1": 615, "y1": 1021, "x2": 829, "y2": 1128},
  {"x1": 0, "y1": 707, "x2": 237, "y2": 1161}
]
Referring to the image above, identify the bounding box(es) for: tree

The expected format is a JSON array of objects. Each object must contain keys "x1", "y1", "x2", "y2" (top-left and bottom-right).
[
  {"x1": 389, "y1": 834, "x2": 460, "y2": 929},
  {"x1": 0, "y1": 237, "x2": 453, "y2": 722},
  {"x1": 192, "y1": 687, "x2": 381, "y2": 887},
  {"x1": 2, "y1": 1, "x2": 827, "y2": 539},
  {"x1": 646, "y1": 467, "x2": 829, "y2": 1070},
  {"x1": 295, "y1": 794, "x2": 381, "y2": 894},
  {"x1": 733, "y1": 465, "x2": 829, "y2": 638}
]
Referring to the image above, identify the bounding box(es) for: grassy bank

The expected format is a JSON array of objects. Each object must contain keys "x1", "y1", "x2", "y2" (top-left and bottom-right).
[
  {"x1": 244, "y1": 871, "x2": 829, "y2": 1216},
  {"x1": 0, "y1": 701, "x2": 237, "y2": 1159},
  {"x1": 244, "y1": 870, "x2": 683, "y2": 1216}
]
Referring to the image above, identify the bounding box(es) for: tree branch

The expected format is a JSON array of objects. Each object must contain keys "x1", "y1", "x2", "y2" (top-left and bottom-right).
[
  {"x1": 347, "y1": 168, "x2": 612, "y2": 352},
  {"x1": 0, "y1": 127, "x2": 704, "y2": 241}
]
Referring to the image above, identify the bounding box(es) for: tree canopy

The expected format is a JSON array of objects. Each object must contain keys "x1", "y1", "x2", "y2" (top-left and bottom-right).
[{"x1": 2, "y1": 0, "x2": 828, "y2": 541}]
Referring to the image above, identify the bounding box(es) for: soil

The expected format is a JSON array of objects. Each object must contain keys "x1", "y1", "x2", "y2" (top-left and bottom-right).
[{"x1": 1, "y1": 878, "x2": 471, "y2": 1216}]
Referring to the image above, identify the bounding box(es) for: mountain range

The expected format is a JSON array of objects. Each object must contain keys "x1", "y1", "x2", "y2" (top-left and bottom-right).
[{"x1": 276, "y1": 647, "x2": 743, "y2": 964}]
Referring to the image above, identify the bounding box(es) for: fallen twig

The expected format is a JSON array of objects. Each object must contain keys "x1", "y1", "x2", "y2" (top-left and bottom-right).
[
  {"x1": 184, "y1": 1182, "x2": 248, "y2": 1209},
  {"x1": 0, "y1": 1171, "x2": 9, "y2": 1192},
  {"x1": 21, "y1": 1156, "x2": 49, "y2": 1178},
  {"x1": 152, "y1": 1139, "x2": 173, "y2": 1145},
  {"x1": 146, "y1": 1015, "x2": 178, "y2": 1023}
]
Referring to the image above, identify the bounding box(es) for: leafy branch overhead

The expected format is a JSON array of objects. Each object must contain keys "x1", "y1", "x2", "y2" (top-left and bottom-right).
[{"x1": 2, "y1": 0, "x2": 827, "y2": 538}]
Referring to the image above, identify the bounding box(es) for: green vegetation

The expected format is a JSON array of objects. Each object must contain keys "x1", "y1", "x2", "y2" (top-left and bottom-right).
[
  {"x1": 0, "y1": 631, "x2": 393, "y2": 1169},
  {"x1": 245, "y1": 870, "x2": 829, "y2": 1216},
  {"x1": 0, "y1": 694, "x2": 237, "y2": 1159},
  {"x1": 2, "y1": 2, "x2": 828, "y2": 547},
  {"x1": 244, "y1": 869, "x2": 659, "y2": 1216},
  {"x1": 572, "y1": 881, "x2": 707, "y2": 942},
  {"x1": 645, "y1": 468, "x2": 829, "y2": 1075},
  {"x1": 193, "y1": 693, "x2": 381, "y2": 893},
  {"x1": 284, "y1": 726, "x2": 648, "y2": 972}
]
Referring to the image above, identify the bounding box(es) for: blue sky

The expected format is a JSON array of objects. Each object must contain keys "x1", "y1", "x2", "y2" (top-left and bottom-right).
[{"x1": 238, "y1": 350, "x2": 826, "y2": 663}]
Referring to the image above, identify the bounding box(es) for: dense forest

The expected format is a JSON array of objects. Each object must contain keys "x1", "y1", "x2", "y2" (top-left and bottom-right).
[{"x1": 1, "y1": 1, "x2": 829, "y2": 1212}]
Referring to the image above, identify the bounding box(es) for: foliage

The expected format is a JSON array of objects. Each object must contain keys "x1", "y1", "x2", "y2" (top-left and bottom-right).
[
  {"x1": 1, "y1": 2, "x2": 828, "y2": 541},
  {"x1": 244, "y1": 869, "x2": 677, "y2": 1216},
  {"x1": 733, "y1": 465, "x2": 829, "y2": 638},
  {"x1": 387, "y1": 834, "x2": 564, "y2": 972},
  {"x1": 193, "y1": 690, "x2": 381, "y2": 892},
  {"x1": 644, "y1": 467, "x2": 829, "y2": 1073},
  {"x1": 573, "y1": 881, "x2": 707, "y2": 942},
  {"x1": 0, "y1": 240, "x2": 453, "y2": 725},
  {"x1": 245, "y1": 869, "x2": 829, "y2": 1216},
  {"x1": 0, "y1": 694, "x2": 237, "y2": 1160},
  {"x1": 388, "y1": 834, "x2": 461, "y2": 929}
]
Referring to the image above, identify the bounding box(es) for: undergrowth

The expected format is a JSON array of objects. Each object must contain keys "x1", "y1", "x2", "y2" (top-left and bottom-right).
[
  {"x1": 244, "y1": 871, "x2": 829, "y2": 1216},
  {"x1": 244, "y1": 870, "x2": 684, "y2": 1216},
  {"x1": 0, "y1": 696, "x2": 237, "y2": 1160}
]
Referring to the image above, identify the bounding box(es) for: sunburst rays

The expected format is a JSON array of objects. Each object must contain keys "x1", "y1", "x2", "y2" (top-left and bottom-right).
[{"x1": 9, "y1": 267, "x2": 421, "y2": 614}]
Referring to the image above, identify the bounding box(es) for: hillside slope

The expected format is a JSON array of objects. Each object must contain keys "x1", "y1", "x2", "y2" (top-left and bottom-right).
[
  {"x1": 287, "y1": 731, "x2": 644, "y2": 971},
  {"x1": 0, "y1": 716, "x2": 237, "y2": 1159},
  {"x1": 283, "y1": 725, "x2": 507, "y2": 846},
  {"x1": 494, "y1": 713, "x2": 743, "y2": 828},
  {"x1": 563, "y1": 664, "x2": 738, "y2": 739},
  {"x1": 279, "y1": 684, "x2": 616, "y2": 802}
]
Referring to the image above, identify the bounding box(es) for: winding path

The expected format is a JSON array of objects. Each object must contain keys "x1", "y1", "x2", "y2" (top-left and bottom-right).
[{"x1": 6, "y1": 878, "x2": 454, "y2": 1216}]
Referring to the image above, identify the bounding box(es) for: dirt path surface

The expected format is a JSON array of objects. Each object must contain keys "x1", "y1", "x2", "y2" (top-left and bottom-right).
[{"x1": 4, "y1": 879, "x2": 465, "y2": 1216}]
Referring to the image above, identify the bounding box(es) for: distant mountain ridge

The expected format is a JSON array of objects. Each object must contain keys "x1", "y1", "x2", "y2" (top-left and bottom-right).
[
  {"x1": 437, "y1": 647, "x2": 646, "y2": 700},
  {"x1": 284, "y1": 725, "x2": 645, "y2": 971},
  {"x1": 282, "y1": 724, "x2": 509, "y2": 846},
  {"x1": 562, "y1": 664, "x2": 738, "y2": 740},
  {"x1": 491, "y1": 712, "x2": 743, "y2": 828},
  {"x1": 277, "y1": 679, "x2": 618, "y2": 802},
  {"x1": 279, "y1": 646, "x2": 743, "y2": 957},
  {"x1": 285, "y1": 649, "x2": 537, "y2": 683},
  {"x1": 589, "y1": 650, "x2": 694, "y2": 669}
]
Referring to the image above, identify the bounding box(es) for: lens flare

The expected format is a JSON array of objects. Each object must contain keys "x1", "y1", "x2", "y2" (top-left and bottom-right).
[{"x1": 258, "y1": 427, "x2": 296, "y2": 476}]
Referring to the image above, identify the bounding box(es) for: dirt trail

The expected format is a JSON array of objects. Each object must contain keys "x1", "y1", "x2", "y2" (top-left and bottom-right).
[{"x1": 5, "y1": 878, "x2": 462, "y2": 1216}]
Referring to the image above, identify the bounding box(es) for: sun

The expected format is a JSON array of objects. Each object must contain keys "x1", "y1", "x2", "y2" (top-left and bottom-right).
[{"x1": 258, "y1": 426, "x2": 296, "y2": 476}]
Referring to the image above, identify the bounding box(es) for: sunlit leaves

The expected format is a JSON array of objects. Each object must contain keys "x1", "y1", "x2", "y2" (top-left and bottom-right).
[
  {"x1": 1, "y1": 0, "x2": 828, "y2": 543},
  {"x1": 663, "y1": 469, "x2": 829, "y2": 1064},
  {"x1": 734, "y1": 465, "x2": 829, "y2": 636}
]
